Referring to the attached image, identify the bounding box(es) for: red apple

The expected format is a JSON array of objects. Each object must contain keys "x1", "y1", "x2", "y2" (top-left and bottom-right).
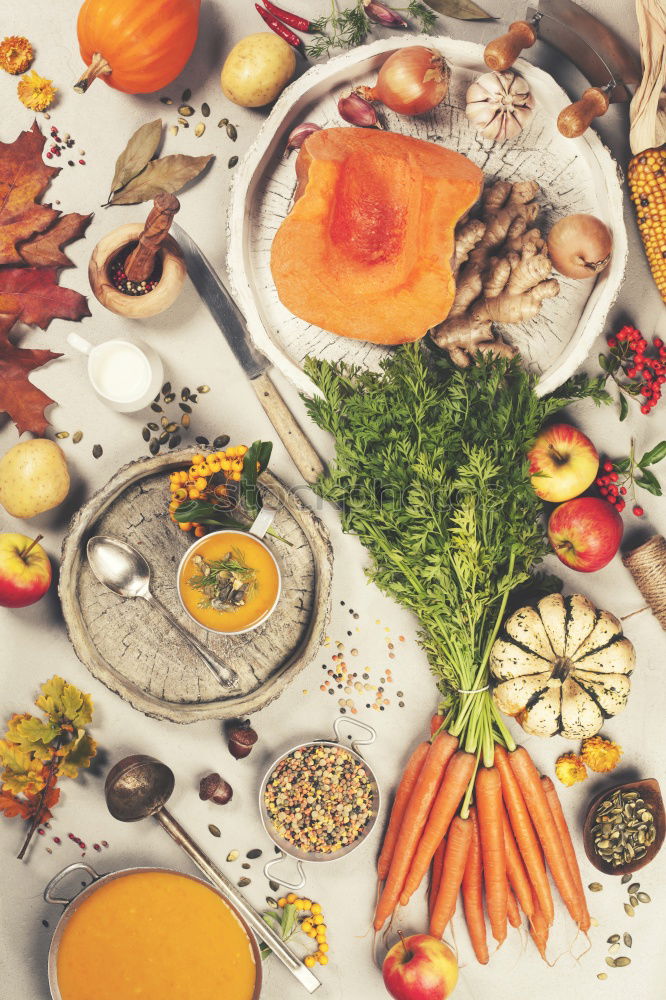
[
  {"x1": 382, "y1": 934, "x2": 458, "y2": 1000},
  {"x1": 548, "y1": 497, "x2": 623, "y2": 572},
  {"x1": 528, "y1": 423, "x2": 599, "y2": 503},
  {"x1": 0, "y1": 533, "x2": 52, "y2": 608}
]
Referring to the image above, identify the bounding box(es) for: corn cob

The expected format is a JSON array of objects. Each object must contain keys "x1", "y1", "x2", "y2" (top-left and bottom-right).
[{"x1": 628, "y1": 145, "x2": 666, "y2": 304}]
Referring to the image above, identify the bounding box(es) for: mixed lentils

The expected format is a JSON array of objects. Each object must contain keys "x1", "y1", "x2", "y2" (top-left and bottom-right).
[{"x1": 264, "y1": 744, "x2": 374, "y2": 854}]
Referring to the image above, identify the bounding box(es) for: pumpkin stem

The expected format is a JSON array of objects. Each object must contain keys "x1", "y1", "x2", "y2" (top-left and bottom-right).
[
  {"x1": 550, "y1": 656, "x2": 572, "y2": 682},
  {"x1": 74, "y1": 52, "x2": 112, "y2": 94}
]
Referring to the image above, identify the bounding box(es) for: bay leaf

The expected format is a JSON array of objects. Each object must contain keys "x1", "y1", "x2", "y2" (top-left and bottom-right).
[
  {"x1": 108, "y1": 119, "x2": 163, "y2": 199},
  {"x1": 110, "y1": 154, "x2": 214, "y2": 205},
  {"x1": 425, "y1": 0, "x2": 496, "y2": 20}
]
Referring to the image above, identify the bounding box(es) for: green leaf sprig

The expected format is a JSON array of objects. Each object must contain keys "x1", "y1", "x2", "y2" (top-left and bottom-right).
[
  {"x1": 304, "y1": 345, "x2": 607, "y2": 794},
  {"x1": 0, "y1": 676, "x2": 97, "y2": 860},
  {"x1": 306, "y1": 0, "x2": 437, "y2": 59}
]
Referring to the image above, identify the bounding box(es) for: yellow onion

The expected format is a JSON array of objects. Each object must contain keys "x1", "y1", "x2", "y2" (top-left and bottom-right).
[
  {"x1": 357, "y1": 46, "x2": 450, "y2": 116},
  {"x1": 547, "y1": 213, "x2": 613, "y2": 279}
]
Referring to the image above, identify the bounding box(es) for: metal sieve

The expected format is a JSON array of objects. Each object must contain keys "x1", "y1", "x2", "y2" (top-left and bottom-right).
[{"x1": 259, "y1": 717, "x2": 381, "y2": 890}]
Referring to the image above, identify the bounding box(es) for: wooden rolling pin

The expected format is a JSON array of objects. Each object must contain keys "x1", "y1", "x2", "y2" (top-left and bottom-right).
[{"x1": 125, "y1": 193, "x2": 180, "y2": 283}]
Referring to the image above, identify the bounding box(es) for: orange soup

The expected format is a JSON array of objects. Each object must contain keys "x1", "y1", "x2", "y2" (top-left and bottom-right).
[
  {"x1": 56, "y1": 870, "x2": 257, "y2": 1000},
  {"x1": 179, "y1": 531, "x2": 280, "y2": 633}
]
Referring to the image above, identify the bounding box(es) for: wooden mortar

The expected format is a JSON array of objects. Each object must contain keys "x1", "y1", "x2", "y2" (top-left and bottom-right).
[{"x1": 89, "y1": 194, "x2": 186, "y2": 318}]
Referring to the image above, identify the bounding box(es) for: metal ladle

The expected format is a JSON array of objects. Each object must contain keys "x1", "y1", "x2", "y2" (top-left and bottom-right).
[
  {"x1": 104, "y1": 754, "x2": 320, "y2": 994},
  {"x1": 87, "y1": 535, "x2": 237, "y2": 688}
]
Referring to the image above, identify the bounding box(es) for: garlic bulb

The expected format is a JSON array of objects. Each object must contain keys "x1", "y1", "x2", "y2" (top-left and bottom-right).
[{"x1": 465, "y1": 70, "x2": 535, "y2": 142}]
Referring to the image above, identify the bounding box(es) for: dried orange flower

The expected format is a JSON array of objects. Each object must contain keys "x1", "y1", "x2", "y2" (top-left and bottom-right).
[
  {"x1": 0, "y1": 36, "x2": 34, "y2": 75},
  {"x1": 17, "y1": 69, "x2": 56, "y2": 112},
  {"x1": 555, "y1": 752, "x2": 587, "y2": 787},
  {"x1": 581, "y1": 735, "x2": 623, "y2": 773}
]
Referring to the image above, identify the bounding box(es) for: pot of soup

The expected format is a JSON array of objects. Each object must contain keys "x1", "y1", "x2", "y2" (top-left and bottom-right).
[{"x1": 44, "y1": 863, "x2": 262, "y2": 1000}]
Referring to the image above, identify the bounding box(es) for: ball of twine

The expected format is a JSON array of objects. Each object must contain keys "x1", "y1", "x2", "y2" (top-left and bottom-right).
[{"x1": 622, "y1": 534, "x2": 666, "y2": 631}]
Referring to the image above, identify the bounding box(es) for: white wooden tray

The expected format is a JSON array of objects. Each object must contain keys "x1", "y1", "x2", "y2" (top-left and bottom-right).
[{"x1": 227, "y1": 35, "x2": 626, "y2": 398}]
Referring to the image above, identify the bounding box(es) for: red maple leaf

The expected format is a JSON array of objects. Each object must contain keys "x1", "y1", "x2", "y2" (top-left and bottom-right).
[
  {"x1": 0, "y1": 268, "x2": 90, "y2": 328},
  {"x1": 0, "y1": 313, "x2": 62, "y2": 435},
  {"x1": 0, "y1": 122, "x2": 59, "y2": 266},
  {"x1": 19, "y1": 212, "x2": 93, "y2": 268}
]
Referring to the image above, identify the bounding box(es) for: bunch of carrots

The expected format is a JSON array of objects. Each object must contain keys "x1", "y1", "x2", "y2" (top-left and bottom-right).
[{"x1": 374, "y1": 714, "x2": 590, "y2": 963}]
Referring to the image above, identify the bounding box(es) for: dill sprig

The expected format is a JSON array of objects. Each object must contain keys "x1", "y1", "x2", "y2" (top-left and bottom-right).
[
  {"x1": 306, "y1": 0, "x2": 437, "y2": 59},
  {"x1": 304, "y1": 345, "x2": 609, "y2": 763}
]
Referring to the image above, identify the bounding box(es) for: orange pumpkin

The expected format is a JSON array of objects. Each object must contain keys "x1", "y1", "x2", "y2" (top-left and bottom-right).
[
  {"x1": 75, "y1": 0, "x2": 201, "y2": 95},
  {"x1": 270, "y1": 128, "x2": 483, "y2": 345}
]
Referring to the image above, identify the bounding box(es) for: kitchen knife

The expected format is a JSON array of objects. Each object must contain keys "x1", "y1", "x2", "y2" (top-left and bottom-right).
[
  {"x1": 171, "y1": 222, "x2": 325, "y2": 486},
  {"x1": 484, "y1": 0, "x2": 641, "y2": 137}
]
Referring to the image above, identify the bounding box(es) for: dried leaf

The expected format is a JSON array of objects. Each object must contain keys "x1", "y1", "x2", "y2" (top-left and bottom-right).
[
  {"x1": 108, "y1": 119, "x2": 163, "y2": 200},
  {"x1": 0, "y1": 122, "x2": 59, "y2": 266},
  {"x1": 0, "y1": 313, "x2": 61, "y2": 435},
  {"x1": 110, "y1": 153, "x2": 214, "y2": 205},
  {"x1": 0, "y1": 268, "x2": 91, "y2": 329},
  {"x1": 425, "y1": 0, "x2": 496, "y2": 19},
  {"x1": 0, "y1": 791, "x2": 30, "y2": 819},
  {"x1": 19, "y1": 212, "x2": 92, "y2": 268}
]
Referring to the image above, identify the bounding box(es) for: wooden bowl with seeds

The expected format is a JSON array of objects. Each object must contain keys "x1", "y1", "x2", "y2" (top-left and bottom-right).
[{"x1": 583, "y1": 778, "x2": 665, "y2": 876}]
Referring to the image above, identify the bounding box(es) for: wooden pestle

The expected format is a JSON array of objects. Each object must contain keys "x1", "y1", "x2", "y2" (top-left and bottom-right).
[{"x1": 124, "y1": 193, "x2": 180, "y2": 283}]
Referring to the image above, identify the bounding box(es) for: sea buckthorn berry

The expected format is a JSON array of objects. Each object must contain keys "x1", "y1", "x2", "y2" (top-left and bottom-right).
[
  {"x1": 194, "y1": 526, "x2": 205, "y2": 537},
  {"x1": 318, "y1": 942, "x2": 329, "y2": 953},
  {"x1": 304, "y1": 956, "x2": 316, "y2": 969},
  {"x1": 192, "y1": 454, "x2": 205, "y2": 464},
  {"x1": 195, "y1": 477, "x2": 207, "y2": 491},
  {"x1": 318, "y1": 955, "x2": 328, "y2": 966},
  {"x1": 301, "y1": 899, "x2": 312, "y2": 910},
  {"x1": 278, "y1": 898, "x2": 286, "y2": 908},
  {"x1": 231, "y1": 471, "x2": 242, "y2": 481},
  {"x1": 238, "y1": 445, "x2": 249, "y2": 456},
  {"x1": 286, "y1": 894, "x2": 297, "y2": 905},
  {"x1": 179, "y1": 522, "x2": 192, "y2": 531},
  {"x1": 188, "y1": 488, "x2": 200, "y2": 500},
  {"x1": 302, "y1": 920, "x2": 313, "y2": 934},
  {"x1": 220, "y1": 459, "x2": 232, "y2": 471}
]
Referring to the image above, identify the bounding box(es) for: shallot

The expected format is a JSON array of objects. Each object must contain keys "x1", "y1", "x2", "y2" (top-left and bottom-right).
[
  {"x1": 357, "y1": 46, "x2": 450, "y2": 116},
  {"x1": 547, "y1": 214, "x2": 613, "y2": 279},
  {"x1": 338, "y1": 92, "x2": 379, "y2": 128}
]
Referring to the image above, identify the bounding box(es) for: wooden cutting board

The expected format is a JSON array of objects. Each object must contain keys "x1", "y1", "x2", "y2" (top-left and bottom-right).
[{"x1": 59, "y1": 451, "x2": 333, "y2": 723}]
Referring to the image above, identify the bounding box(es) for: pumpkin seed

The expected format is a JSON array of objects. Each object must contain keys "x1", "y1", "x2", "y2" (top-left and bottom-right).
[
  {"x1": 269, "y1": 880, "x2": 280, "y2": 892},
  {"x1": 181, "y1": 413, "x2": 191, "y2": 428},
  {"x1": 609, "y1": 942, "x2": 619, "y2": 955},
  {"x1": 627, "y1": 882, "x2": 640, "y2": 893},
  {"x1": 226, "y1": 123, "x2": 238, "y2": 141},
  {"x1": 159, "y1": 431, "x2": 169, "y2": 444},
  {"x1": 605, "y1": 957, "x2": 616, "y2": 967},
  {"x1": 149, "y1": 438, "x2": 159, "y2": 455},
  {"x1": 227, "y1": 850, "x2": 239, "y2": 862},
  {"x1": 597, "y1": 973, "x2": 608, "y2": 981},
  {"x1": 588, "y1": 883, "x2": 603, "y2": 892},
  {"x1": 228, "y1": 156, "x2": 238, "y2": 168},
  {"x1": 213, "y1": 435, "x2": 230, "y2": 449},
  {"x1": 72, "y1": 431, "x2": 83, "y2": 444},
  {"x1": 197, "y1": 384, "x2": 210, "y2": 393},
  {"x1": 178, "y1": 118, "x2": 190, "y2": 128},
  {"x1": 181, "y1": 387, "x2": 190, "y2": 400},
  {"x1": 189, "y1": 394, "x2": 198, "y2": 404},
  {"x1": 195, "y1": 123, "x2": 206, "y2": 137},
  {"x1": 621, "y1": 872, "x2": 633, "y2": 884},
  {"x1": 168, "y1": 435, "x2": 181, "y2": 449},
  {"x1": 166, "y1": 422, "x2": 178, "y2": 433},
  {"x1": 624, "y1": 903, "x2": 635, "y2": 917},
  {"x1": 218, "y1": 118, "x2": 229, "y2": 128},
  {"x1": 55, "y1": 431, "x2": 69, "y2": 439},
  {"x1": 607, "y1": 934, "x2": 620, "y2": 944},
  {"x1": 637, "y1": 891, "x2": 651, "y2": 903},
  {"x1": 179, "y1": 104, "x2": 194, "y2": 116},
  {"x1": 266, "y1": 896, "x2": 277, "y2": 907},
  {"x1": 142, "y1": 427, "x2": 150, "y2": 442},
  {"x1": 208, "y1": 824, "x2": 221, "y2": 837},
  {"x1": 151, "y1": 402, "x2": 162, "y2": 412},
  {"x1": 196, "y1": 435, "x2": 209, "y2": 446},
  {"x1": 164, "y1": 392, "x2": 176, "y2": 404},
  {"x1": 92, "y1": 444, "x2": 103, "y2": 459},
  {"x1": 238, "y1": 877, "x2": 251, "y2": 887},
  {"x1": 241, "y1": 862, "x2": 251, "y2": 870},
  {"x1": 146, "y1": 422, "x2": 158, "y2": 430},
  {"x1": 160, "y1": 96, "x2": 173, "y2": 105},
  {"x1": 615, "y1": 957, "x2": 631, "y2": 967},
  {"x1": 169, "y1": 125, "x2": 178, "y2": 136},
  {"x1": 179, "y1": 402, "x2": 192, "y2": 413},
  {"x1": 202, "y1": 102, "x2": 210, "y2": 117},
  {"x1": 623, "y1": 933, "x2": 632, "y2": 948},
  {"x1": 247, "y1": 848, "x2": 262, "y2": 859},
  {"x1": 161, "y1": 416, "x2": 168, "y2": 427}
]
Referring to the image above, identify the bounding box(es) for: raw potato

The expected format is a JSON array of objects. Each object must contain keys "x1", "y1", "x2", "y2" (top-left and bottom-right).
[
  {"x1": 221, "y1": 32, "x2": 296, "y2": 108},
  {"x1": 0, "y1": 440, "x2": 70, "y2": 519}
]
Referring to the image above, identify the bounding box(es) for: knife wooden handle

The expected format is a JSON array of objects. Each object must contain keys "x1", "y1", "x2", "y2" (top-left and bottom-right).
[
  {"x1": 557, "y1": 87, "x2": 610, "y2": 139},
  {"x1": 251, "y1": 372, "x2": 325, "y2": 485},
  {"x1": 484, "y1": 21, "x2": 537, "y2": 72}
]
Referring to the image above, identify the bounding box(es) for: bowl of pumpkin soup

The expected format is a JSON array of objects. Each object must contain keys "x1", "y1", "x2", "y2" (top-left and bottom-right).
[
  {"x1": 177, "y1": 529, "x2": 281, "y2": 635},
  {"x1": 45, "y1": 864, "x2": 261, "y2": 1000}
]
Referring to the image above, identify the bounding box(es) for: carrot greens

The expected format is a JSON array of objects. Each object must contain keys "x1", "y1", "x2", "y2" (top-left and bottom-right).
[{"x1": 304, "y1": 346, "x2": 608, "y2": 766}]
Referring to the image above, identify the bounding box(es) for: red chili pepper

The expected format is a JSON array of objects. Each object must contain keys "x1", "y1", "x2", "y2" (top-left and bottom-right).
[
  {"x1": 262, "y1": 0, "x2": 313, "y2": 32},
  {"x1": 255, "y1": 4, "x2": 303, "y2": 48}
]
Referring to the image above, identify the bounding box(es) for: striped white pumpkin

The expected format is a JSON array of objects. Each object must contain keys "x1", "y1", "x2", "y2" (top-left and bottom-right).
[{"x1": 490, "y1": 593, "x2": 635, "y2": 739}]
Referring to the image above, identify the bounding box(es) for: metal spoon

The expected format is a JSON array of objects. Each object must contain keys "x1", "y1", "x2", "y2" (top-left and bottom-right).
[
  {"x1": 105, "y1": 755, "x2": 320, "y2": 994},
  {"x1": 86, "y1": 535, "x2": 237, "y2": 688}
]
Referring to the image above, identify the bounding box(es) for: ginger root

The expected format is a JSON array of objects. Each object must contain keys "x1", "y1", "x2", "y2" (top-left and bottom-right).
[{"x1": 432, "y1": 179, "x2": 559, "y2": 367}]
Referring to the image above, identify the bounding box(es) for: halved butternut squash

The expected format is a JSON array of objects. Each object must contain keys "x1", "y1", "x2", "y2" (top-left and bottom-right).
[{"x1": 270, "y1": 127, "x2": 483, "y2": 345}]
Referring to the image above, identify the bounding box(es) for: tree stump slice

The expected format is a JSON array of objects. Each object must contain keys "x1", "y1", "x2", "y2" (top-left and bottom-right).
[
  {"x1": 59, "y1": 451, "x2": 333, "y2": 723},
  {"x1": 227, "y1": 34, "x2": 627, "y2": 399}
]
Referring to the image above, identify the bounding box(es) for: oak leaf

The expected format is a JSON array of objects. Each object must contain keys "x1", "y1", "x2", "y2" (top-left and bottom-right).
[
  {"x1": 0, "y1": 268, "x2": 90, "y2": 328},
  {"x1": 0, "y1": 791, "x2": 29, "y2": 819},
  {"x1": 0, "y1": 313, "x2": 61, "y2": 435},
  {"x1": 19, "y1": 212, "x2": 93, "y2": 268},
  {"x1": 0, "y1": 122, "x2": 59, "y2": 265}
]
